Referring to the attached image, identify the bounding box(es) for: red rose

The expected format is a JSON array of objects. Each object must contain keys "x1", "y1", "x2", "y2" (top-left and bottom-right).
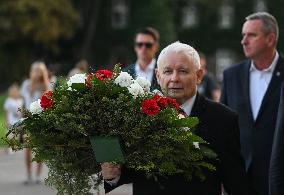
[
  {"x1": 95, "y1": 69, "x2": 113, "y2": 81},
  {"x1": 141, "y1": 99, "x2": 160, "y2": 116},
  {"x1": 40, "y1": 91, "x2": 54, "y2": 110},
  {"x1": 85, "y1": 74, "x2": 93, "y2": 87}
]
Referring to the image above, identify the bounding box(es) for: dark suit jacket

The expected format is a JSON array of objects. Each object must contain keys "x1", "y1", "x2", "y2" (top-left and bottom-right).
[
  {"x1": 105, "y1": 94, "x2": 250, "y2": 195},
  {"x1": 269, "y1": 82, "x2": 284, "y2": 195},
  {"x1": 123, "y1": 63, "x2": 159, "y2": 91},
  {"x1": 221, "y1": 56, "x2": 284, "y2": 195}
]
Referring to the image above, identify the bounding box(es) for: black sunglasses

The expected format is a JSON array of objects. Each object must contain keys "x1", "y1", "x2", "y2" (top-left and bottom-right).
[{"x1": 135, "y1": 42, "x2": 154, "y2": 49}]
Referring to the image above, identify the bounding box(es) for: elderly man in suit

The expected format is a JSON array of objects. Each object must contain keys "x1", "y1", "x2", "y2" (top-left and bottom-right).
[
  {"x1": 269, "y1": 83, "x2": 284, "y2": 195},
  {"x1": 221, "y1": 12, "x2": 284, "y2": 195},
  {"x1": 101, "y1": 42, "x2": 251, "y2": 195},
  {"x1": 123, "y1": 27, "x2": 160, "y2": 90}
]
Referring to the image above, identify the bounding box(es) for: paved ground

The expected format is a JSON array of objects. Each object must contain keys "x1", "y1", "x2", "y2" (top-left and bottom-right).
[{"x1": 0, "y1": 149, "x2": 132, "y2": 195}]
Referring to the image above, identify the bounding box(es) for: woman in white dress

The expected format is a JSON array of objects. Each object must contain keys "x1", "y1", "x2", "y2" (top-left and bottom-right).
[{"x1": 20, "y1": 61, "x2": 50, "y2": 184}]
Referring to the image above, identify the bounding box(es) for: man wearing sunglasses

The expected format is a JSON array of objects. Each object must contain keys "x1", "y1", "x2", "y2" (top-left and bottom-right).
[{"x1": 123, "y1": 27, "x2": 160, "y2": 90}]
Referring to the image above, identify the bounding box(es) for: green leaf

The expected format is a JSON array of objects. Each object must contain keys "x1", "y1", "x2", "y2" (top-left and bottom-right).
[
  {"x1": 71, "y1": 83, "x2": 86, "y2": 91},
  {"x1": 172, "y1": 117, "x2": 199, "y2": 128},
  {"x1": 200, "y1": 145, "x2": 218, "y2": 159}
]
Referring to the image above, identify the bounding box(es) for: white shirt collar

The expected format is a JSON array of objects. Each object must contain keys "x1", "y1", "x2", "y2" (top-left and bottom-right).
[
  {"x1": 135, "y1": 59, "x2": 156, "y2": 72},
  {"x1": 180, "y1": 93, "x2": 197, "y2": 116},
  {"x1": 249, "y1": 51, "x2": 279, "y2": 73}
]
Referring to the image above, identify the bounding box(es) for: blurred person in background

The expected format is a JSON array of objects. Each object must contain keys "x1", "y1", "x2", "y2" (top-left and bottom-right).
[
  {"x1": 197, "y1": 52, "x2": 220, "y2": 102},
  {"x1": 48, "y1": 63, "x2": 61, "y2": 90},
  {"x1": 68, "y1": 59, "x2": 88, "y2": 77},
  {"x1": 221, "y1": 12, "x2": 284, "y2": 195},
  {"x1": 3, "y1": 83, "x2": 24, "y2": 154},
  {"x1": 20, "y1": 61, "x2": 50, "y2": 185},
  {"x1": 123, "y1": 27, "x2": 160, "y2": 90}
]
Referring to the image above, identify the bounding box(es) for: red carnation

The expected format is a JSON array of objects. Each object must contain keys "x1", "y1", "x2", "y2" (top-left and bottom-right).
[
  {"x1": 167, "y1": 97, "x2": 180, "y2": 110},
  {"x1": 85, "y1": 74, "x2": 93, "y2": 87},
  {"x1": 153, "y1": 94, "x2": 168, "y2": 108},
  {"x1": 158, "y1": 97, "x2": 168, "y2": 108},
  {"x1": 141, "y1": 99, "x2": 160, "y2": 116},
  {"x1": 95, "y1": 69, "x2": 113, "y2": 81},
  {"x1": 40, "y1": 91, "x2": 54, "y2": 110}
]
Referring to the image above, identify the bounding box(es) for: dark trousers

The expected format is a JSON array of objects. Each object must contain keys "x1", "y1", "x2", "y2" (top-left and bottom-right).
[{"x1": 247, "y1": 165, "x2": 258, "y2": 195}]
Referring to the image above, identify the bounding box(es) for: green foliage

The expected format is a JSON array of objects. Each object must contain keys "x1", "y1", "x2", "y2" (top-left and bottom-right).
[
  {"x1": 0, "y1": 0, "x2": 79, "y2": 92},
  {"x1": 130, "y1": 0, "x2": 177, "y2": 47},
  {"x1": 0, "y1": 93, "x2": 7, "y2": 146},
  {"x1": 0, "y1": 0, "x2": 78, "y2": 49},
  {"x1": 6, "y1": 66, "x2": 216, "y2": 194}
]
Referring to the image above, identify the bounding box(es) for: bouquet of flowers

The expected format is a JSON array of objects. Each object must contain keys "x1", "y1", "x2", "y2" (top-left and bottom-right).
[{"x1": 6, "y1": 64, "x2": 216, "y2": 194}]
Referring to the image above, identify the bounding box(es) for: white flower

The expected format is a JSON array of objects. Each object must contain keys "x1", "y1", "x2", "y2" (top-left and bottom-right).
[
  {"x1": 193, "y1": 142, "x2": 200, "y2": 149},
  {"x1": 127, "y1": 82, "x2": 144, "y2": 98},
  {"x1": 29, "y1": 99, "x2": 43, "y2": 114},
  {"x1": 114, "y1": 72, "x2": 134, "y2": 87},
  {"x1": 178, "y1": 114, "x2": 185, "y2": 119},
  {"x1": 135, "y1": 77, "x2": 151, "y2": 92},
  {"x1": 183, "y1": 127, "x2": 191, "y2": 131},
  {"x1": 152, "y1": 89, "x2": 164, "y2": 96},
  {"x1": 67, "y1": 73, "x2": 87, "y2": 88}
]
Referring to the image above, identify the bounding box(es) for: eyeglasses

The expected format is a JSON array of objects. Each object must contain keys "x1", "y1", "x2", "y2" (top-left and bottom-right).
[{"x1": 135, "y1": 42, "x2": 154, "y2": 49}]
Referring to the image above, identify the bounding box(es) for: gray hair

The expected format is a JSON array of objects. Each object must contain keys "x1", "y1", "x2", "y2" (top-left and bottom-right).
[
  {"x1": 246, "y1": 12, "x2": 279, "y2": 43},
  {"x1": 157, "y1": 41, "x2": 200, "y2": 69}
]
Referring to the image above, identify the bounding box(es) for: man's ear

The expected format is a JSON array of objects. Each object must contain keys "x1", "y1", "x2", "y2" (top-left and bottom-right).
[
  {"x1": 267, "y1": 33, "x2": 276, "y2": 47},
  {"x1": 155, "y1": 68, "x2": 160, "y2": 85},
  {"x1": 196, "y1": 69, "x2": 204, "y2": 84}
]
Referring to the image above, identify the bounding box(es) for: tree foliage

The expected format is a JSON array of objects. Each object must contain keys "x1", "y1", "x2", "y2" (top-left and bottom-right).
[
  {"x1": 0, "y1": 0, "x2": 78, "y2": 49},
  {"x1": 130, "y1": 0, "x2": 177, "y2": 48},
  {"x1": 0, "y1": 0, "x2": 78, "y2": 92}
]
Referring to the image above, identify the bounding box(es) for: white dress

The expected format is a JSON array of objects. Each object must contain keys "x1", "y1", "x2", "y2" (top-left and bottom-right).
[
  {"x1": 20, "y1": 79, "x2": 43, "y2": 110},
  {"x1": 4, "y1": 97, "x2": 24, "y2": 126}
]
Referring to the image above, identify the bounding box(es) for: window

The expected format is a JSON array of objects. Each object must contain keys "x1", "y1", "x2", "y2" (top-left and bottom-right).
[
  {"x1": 181, "y1": 4, "x2": 198, "y2": 28},
  {"x1": 254, "y1": 0, "x2": 267, "y2": 12},
  {"x1": 218, "y1": 3, "x2": 234, "y2": 29},
  {"x1": 215, "y1": 49, "x2": 236, "y2": 81},
  {"x1": 111, "y1": 0, "x2": 128, "y2": 29}
]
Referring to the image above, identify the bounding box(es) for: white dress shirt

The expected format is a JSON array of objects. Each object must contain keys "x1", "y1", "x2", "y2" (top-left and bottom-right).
[
  {"x1": 134, "y1": 59, "x2": 156, "y2": 82},
  {"x1": 249, "y1": 52, "x2": 279, "y2": 120}
]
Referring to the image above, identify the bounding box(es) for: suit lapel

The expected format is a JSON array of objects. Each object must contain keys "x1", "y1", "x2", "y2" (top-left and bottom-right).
[
  {"x1": 129, "y1": 64, "x2": 136, "y2": 78},
  {"x1": 150, "y1": 64, "x2": 159, "y2": 90},
  {"x1": 190, "y1": 94, "x2": 208, "y2": 135},
  {"x1": 242, "y1": 60, "x2": 255, "y2": 123},
  {"x1": 255, "y1": 56, "x2": 284, "y2": 123},
  {"x1": 191, "y1": 93, "x2": 206, "y2": 118}
]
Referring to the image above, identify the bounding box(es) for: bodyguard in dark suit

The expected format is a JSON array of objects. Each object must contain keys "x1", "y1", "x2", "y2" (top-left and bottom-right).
[
  {"x1": 102, "y1": 42, "x2": 250, "y2": 195},
  {"x1": 221, "y1": 12, "x2": 284, "y2": 195},
  {"x1": 269, "y1": 83, "x2": 284, "y2": 195},
  {"x1": 123, "y1": 27, "x2": 160, "y2": 91}
]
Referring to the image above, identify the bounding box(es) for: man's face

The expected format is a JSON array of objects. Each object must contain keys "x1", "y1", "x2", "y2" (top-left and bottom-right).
[
  {"x1": 241, "y1": 19, "x2": 275, "y2": 60},
  {"x1": 156, "y1": 52, "x2": 203, "y2": 104},
  {"x1": 134, "y1": 34, "x2": 158, "y2": 62}
]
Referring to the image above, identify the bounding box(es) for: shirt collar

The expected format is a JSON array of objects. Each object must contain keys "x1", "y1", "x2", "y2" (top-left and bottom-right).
[
  {"x1": 250, "y1": 51, "x2": 279, "y2": 73},
  {"x1": 180, "y1": 93, "x2": 197, "y2": 116},
  {"x1": 135, "y1": 59, "x2": 156, "y2": 72}
]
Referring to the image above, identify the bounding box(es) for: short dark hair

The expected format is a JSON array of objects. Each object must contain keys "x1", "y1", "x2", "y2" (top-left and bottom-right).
[
  {"x1": 135, "y1": 27, "x2": 160, "y2": 42},
  {"x1": 246, "y1": 12, "x2": 279, "y2": 43}
]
